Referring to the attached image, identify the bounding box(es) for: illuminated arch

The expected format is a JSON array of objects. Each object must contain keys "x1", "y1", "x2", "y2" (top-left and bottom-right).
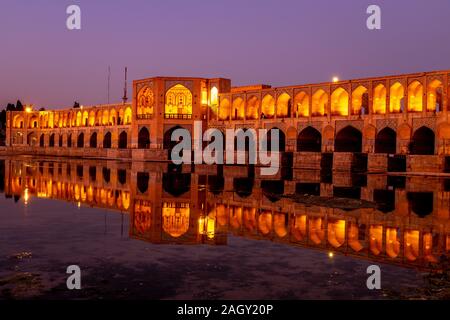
[
  {"x1": 95, "y1": 110, "x2": 102, "y2": 125},
  {"x1": 76, "y1": 111, "x2": 82, "y2": 126},
  {"x1": 137, "y1": 86, "x2": 154, "y2": 117},
  {"x1": 232, "y1": 97, "x2": 244, "y2": 120},
  {"x1": 82, "y1": 111, "x2": 88, "y2": 126},
  {"x1": 229, "y1": 206, "x2": 242, "y2": 229},
  {"x1": 246, "y1": 95, "x2": 259, "y2": 120},
  {"x1": 109, "y1": 109, "x2": 117, "y2": 125},
  {"x1": 369, "y1": 225, "x2": 383, "y2": 255},
  {"x1": 309, "y1": 217, "x2": 324, "y2": 245},
  {"x1": 219, "y1": 98, "x2": 230, "y2": 120},
  {"x1": 352, "y1": 85, "x2": 368, "y2": 115},
  {"x1": 373, "y1": 84, "x2": 387, "y2": 114},
  {"x1": 210, "y1": 86, "x2": 219, "y2": 106},
  {"x1": 102, "y1": 109, "x2": 109, "y2": 125},
  {"x1": 261, "y1": 94, "x2": 275, "y2": 119},
  {"x1": 404, "y1": 230, "x2": 420, "y2": 261},
  {"x1": 124, "y1": 107, "x2": 132, "y2": 124},
  {"x1": 390, "y1": 82, "x2": 405, "y2": 113},
  {"x1": 165, "y1": 84, "x2": 193, "y2": 117},
  {"x1": 408, "y1": 80, "x2": 423, "y2": 112},
  {"x1": 294, "y1": 91, "x2": 309, "y2": 117},
  {"x1": 29, "y1": 115, "x2": 38, "y2": 128},
  {"x1": 13, "y1": 115, "x2": 24, "y2": 128},
  {"x1": 243, "y1": 207, "x2": 257, "y2": 232},
  {"x1": 331, "y1": 87, "x2": 349, "y2": 116},
  {"x1": 348, "y1": 223, "x2": 364, "y2": 252},
  {"x1": 276, "y1": 93, "x2": 291, "y2": 118},
  {"x1": 427, "y1": 79, "x2": 443, "y2": 112},
  {"x1": 312, "y1": 89, "x2": 328, "y2": 116},
  {"x1": 88, "y1": 110, "x2": 96, "y2": 126}
]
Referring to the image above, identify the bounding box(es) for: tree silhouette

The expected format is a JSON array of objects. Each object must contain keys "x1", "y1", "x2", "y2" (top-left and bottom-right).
[{"x1": 16, "y1": 100, "x2": 24, "y2": 111}]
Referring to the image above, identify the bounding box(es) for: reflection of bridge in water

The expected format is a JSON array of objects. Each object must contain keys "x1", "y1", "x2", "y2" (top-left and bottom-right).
[{"x1": 1, "y1": 157, "x2": 449, "y2": 270}]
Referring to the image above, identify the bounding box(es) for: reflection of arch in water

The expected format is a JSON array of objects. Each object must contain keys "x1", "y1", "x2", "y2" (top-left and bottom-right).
[
  {"x1": 404, "y1": 230, "x2": 420, "y2": 261},
  {"x1": 348, "y1": 222, "x2": 364, "y2": 252},
  {"x1": 163, "y1": 173, "x2": 191, "y2": 197},
  {"x1": 291, "y1": 215, "x2": 307, "y2": 241},
  {"x1": 215, "y1": 204, "x2": 228, "y2": 227},
  {"x1": 243, "y1": 207, "x2": 257, "y2": 232},
  {"x1": 133, "y1": 200, "x2": 152, "y2": 235},
  {"x1": 137, "y1": 172, "x2": 149, "y2": 193},
  {"x1": 233, "y1": 177, "x2": 254, "y2": 198},
  {"x1": 309, "y1": 217, "x2": 324, "y2": 244},
  {"x1": 327, "y1": 220, "x2": 345, "y2": 248},
  {"x1": 373, "y1": 189, "x2": 395, "y2": 213},
  {"x1": 369, "y1": 225, "x2": 383, "y2": 255},
  {"x1": 407, "y1": 192, "x2": 433, "y2": 217},
  {"x1": 273, "y1": 213, "x2": 288, "y2": 238},
  {"x1": 386, "y1": 227, "x2": 400, "y2": 258},
  {"x1": 162, "y1": 203, "x2": 190, "y2": 238},
  {"x1": 207, "y1": 175, "x2": 224, "y2": 195},
  {"x1": 258, "y1": 211, "x2": 272, "y2": 235},
  {"x1": 229, "y1": 206, "x2": 242, "y2": 229},
  {"x1": 261, "y1": 180, "x2": 284, "y2": 202}
]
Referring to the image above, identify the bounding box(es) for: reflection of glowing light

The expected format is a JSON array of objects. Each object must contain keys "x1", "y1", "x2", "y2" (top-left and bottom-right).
[
  {"x1": 328, "y1": 252, "x2": 334, "y2": 258},
  {"x1": 77, "y1": 202, "x2": 81, "y2": 208},
  {"x1": 23, "y1": 188, "x2": 30, "y2": 205}
]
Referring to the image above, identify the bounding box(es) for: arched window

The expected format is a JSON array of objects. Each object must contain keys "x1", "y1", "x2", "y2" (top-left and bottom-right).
[
  {"x1": 390, "y1": 82, "x2": 405, "y2": 113},
  {"x1": 408, "y1": 81, "x2": 424, "y2": 112},
  {"x1": 373, "y1": 84, "x2": 387, "y2": 114},
  {"x1": 49, "y1": 134, "x2": 55, "y2": 147},
  {"x1": 90, "y1": 132, "x2": 97, "y2": 148},
  {"x1": 312, "y1": 89, "x2": 328, "y2": 116},
  {"x1": 294, "y1": 92, "x2": 309, "y2": 117},
  {"x1": 77, "y1": 133, "x2": 84, "y2": 148},
  {"x1": 219, "y1": 99, "x2": 230, "y2": 120},
  {"x1": 39, "y1": 134, "x2": 45, "y2": 147},
  {"x1": 261, "y1": 94, "x2": 275, "y2": 119},
  {"x1": 276, "y1": 93, "x2": 291, "y2": 118},
  {"x1": 137, "y1": 86, "x2": 154, "y2": 118},
  {"x1": 331, "y1": 88, "x2": 349, "y2": 116},
  {"x1": 165, "y1": 84, "x2": 192, "y2": 119}
]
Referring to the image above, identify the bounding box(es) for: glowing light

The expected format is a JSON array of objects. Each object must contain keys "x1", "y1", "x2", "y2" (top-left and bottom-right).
[
  {"x1": 332, "y1": 76, "x2": 339, "y2": 83},
  {"x1": 25, "y1": 106, "x2": 32, "y2": 113},
  {"x1": 328, "y1": 252, "x2": 334, "y2": 258}
]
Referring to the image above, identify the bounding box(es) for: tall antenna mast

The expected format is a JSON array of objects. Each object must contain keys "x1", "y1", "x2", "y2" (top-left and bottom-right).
[
  {"x1": 107, "y1": 65, "x2": 111, "y2": 104},
  {"x1": 122, "y1": 67, "x2": 128, "y2": 104}
]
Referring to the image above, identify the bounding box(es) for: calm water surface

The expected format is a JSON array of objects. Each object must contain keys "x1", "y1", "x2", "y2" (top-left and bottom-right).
[{"x1": 0, "y1": 156, "x2": 449, "y2": 299}]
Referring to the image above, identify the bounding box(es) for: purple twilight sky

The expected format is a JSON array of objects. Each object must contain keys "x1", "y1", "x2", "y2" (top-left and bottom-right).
[{"x1": 1, "y1": 0, "x2": 449, "y2": 109}]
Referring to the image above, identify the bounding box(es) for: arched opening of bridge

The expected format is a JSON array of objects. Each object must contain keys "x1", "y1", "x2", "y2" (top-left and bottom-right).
[
  {"x1": 219, "y1": 98, "x2": 230, "y2": 121},
  {"x1": 138, "y1": 127, "x2": 150, "y2": 149},
  {"x1": 49, "y1": 134, "x2": 55, "y2": 147},
  {"x1": 77, "y1": 133, "x2": 84, "y2": 148},
  {"x1": 427, "y1": 79, "x2": 443, "y2": 112},
  {"x1": 297, "y1": 126, "x2": 322, "y2": 152},
  {"x1": 373, "y1": 84, "x2": 387, "y2": 114},
  {"x1": 331, "y1": 87, "x2": 349, "y2": 116},
  {"x1": 375, "y1": 127, "x2": 396, "y2": 154},
  {"x1": 27, "y1": 132, "x2": 37, "y2": 146},
  {"x1": 312, "y1": 89, "x2": 328, "y2": 116},
  {"x1": 390, "y1": 82, "x2": 405, "y2": 113},
  {"x1": 137, "y1": 172, "x2": 149, "y2": 194},
  {"x1": 246, "y1": 96, "x2": 259, "y2": 120},
  {"x1": 334, "y1": 126, "x2": 362, "y2": 152},
  {"x1": 118, "y1": 131, "x2": 127, "y2": 149},
  {"x1": 67, "y1": 134, "x2": 72, "y2": 148},
  {"x1": 232, "y1": 97, "x2": 244, "y2": 120},
  {"x1": 163, "y1": 173, "x2": 191, "y2": 197},
  {"x1": 59, "y1": 135, "x2": 63, "y2": 147},
  {"x1": 39, "y1": 134, "x2": 45, "y2": 147},
  {"x1": 294, "y1": 91, "x2": 309, "y2": 117},
  {"x1": 276, "y1": 93, "x2": 291, "y2": 118},
  {"x1": 410, "y1": 126, "x2": 435, "y2": 155},
  {"x1": 352, "y1": 86, "x2": 368, "y2": 115},
  {"x1": 164, "y1": 126, "x2": 187, "y2": 159},
  {"x1": 103, "y1": 132, "x2": 112, "y2": 148},
  {"x1": 261, "y1": 94, "x2": 275, "y2": 119},
  {"x1": 260, "y1": 128, "x2": 285, "y2": 152},
  {"x1": 90, "y1": 132, "x2": 97, "y2": 148}
]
